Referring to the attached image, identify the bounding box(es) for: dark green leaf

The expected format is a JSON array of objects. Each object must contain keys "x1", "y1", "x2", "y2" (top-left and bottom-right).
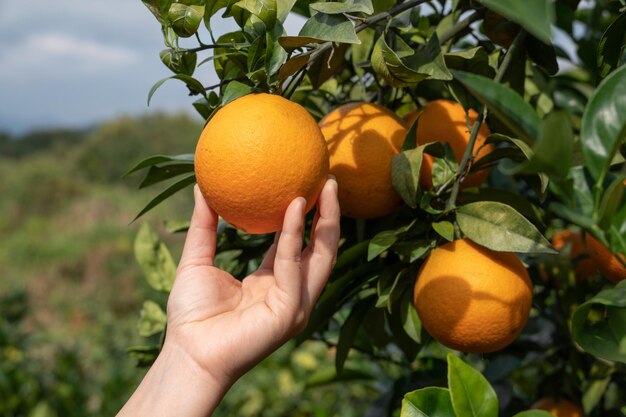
[
  {"x1": 393, "y1": 240, "x2": 433, "y2": 263},
  {"x1": 401, "y1": 387, "x2": 455, "y2": 417},
  {"x1": 125, "y1": 154, "x2": 194, "y2": 176},
  {"x1": 142, "y1": 0, "x2": 174, "y2": 24},
  {"x1": 452, "y1": 70, "x2": 540, "y2": 143},
  {"x1": 298, "y1": 12, "x2": 361, "y2": 44},
  {"x1": 599, "y1": 175, "x2": 626, "y2": 229},
  {"x1": 457, "y1": 201, "x2": 555, "y2": 253},
  {"x1": 336, "y1": 298, "x2": 373, "y2": 374},
  {"x1": 307, "y1": 44, "x2": 348, "y2": 89},
  {"x1": 448, "y1": 353, "x2": 498, "y2": 417},
  {"x1": 168, "y1": 3, "x2": 205, "y2": 37},
  {"x1": 266, "y1": 22, "x2": 288, "y2": 76},
  {"x1": 138, "y1": 300, "x2": 167, "y2": 337},
  {"x1": 392, "y1": 142, "x2": 444, "y2": 208},
  {"x1": 278, "y1": 36, "x2": 325, "y2": 51},
  {"x1": 432, "y1": 221, "x2": 455, "y2": 241},
  {"x1": 369, "y1": 230, "x2": 398, "y2": 261},
  {"x1": 597, "y1": 12, "x2": 626, "y2": 81},
  {"x1": 279, "y1": 54, "x2": 310, "y2": 86},
  {"x1": 160, "y1": 49, "x2": 198, "y2": 76},
  {"x1": 235, "y1": 0, "x2": 277, "y2": 29},
  {"x1": 148, "y1": 74, "x2": 206, "y2": 105},
  {"x1": 133, "y1": 174, "x2": 196, "y2": 222},
  {"x1": 581, "y1": 64, "x2": 626, "y2": 182},
  {"x1": 526, "y1": 36, "x2": 559, "y2": 75},
  {"x1": 134, "y1": 223, "x2": 177, "y2": 292},
  {"x1": 401, "y1": 290, "x2": 421, "y2": 344},
  {"x1": 444, "y1": 47, "x2": 495, "y2": 79},
  {"x1": 515, "y1": 110, "x2": 573, "y2": 178},
  {"x1": 221, "y1": 80, "x2": 254, "y2": 105},
  {"x1": 310, "y1": 0, "x2": 374, "y2": 15},
  {"x1": 474, "y1": 0, "x2": 553, "y2": 44},
  {"x1": 139, "y1": 163, "x2": 195, "y2": 189},
  {"x1": 571, "y1": 281, "x2": 626, "y2": 364}
]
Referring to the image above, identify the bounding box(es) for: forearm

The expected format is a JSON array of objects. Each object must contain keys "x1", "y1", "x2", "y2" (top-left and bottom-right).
[{"x1": 117, "y1": 342, "x2": 230, "y2": 417}]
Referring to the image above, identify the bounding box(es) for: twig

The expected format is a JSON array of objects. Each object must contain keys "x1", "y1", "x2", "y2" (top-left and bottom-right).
[{"x1": 438, "y1": 10, "x2": 484, "y2": 45}]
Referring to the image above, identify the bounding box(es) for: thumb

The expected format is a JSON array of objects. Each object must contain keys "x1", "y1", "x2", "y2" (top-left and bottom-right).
[{"x1": 179, "y1": 185, "x2": 219, "y2": 268}]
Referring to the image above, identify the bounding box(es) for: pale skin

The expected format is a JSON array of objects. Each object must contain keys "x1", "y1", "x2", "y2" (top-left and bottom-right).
[{"x1": 117, "y1": 178, "x2": 340, "y2": 417}]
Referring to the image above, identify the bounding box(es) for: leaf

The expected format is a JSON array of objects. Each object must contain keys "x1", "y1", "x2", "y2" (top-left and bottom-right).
[
  {"x1": 138, "y1": 300, "x2": 167, "y2": 337},
  {"x1": 457, "y1": 201, "x2": 556, "y2": 253},
  {"x1": 221, "y1": 80, "x2": 254, "y2": 105},
  {"x1": 266, "y1": 22, "x2": 288, "y2": 76},
  {"x1": 276, "y1": 0, "x2": 296, "y2": 22},
  {"x1": 369, "y1": 230, "x2": 398, "y2": 261},
  {"x1": 139, "y1": 163, "x2": 195, "y2": 189},
  {"x1": 526, "y1": 36, "x2": 559, "y2": 76},
  {"x1": 598, "y1": 175, "x2": 626, "y2": 229},
  {"x1": 134, "y1": 223, "x2": 177, "y2": 292},
  {"x1": 306, "y1": 366, "x2": 374, "y2": 387},
  {"x1": 474, "y1": 0, "x2": 553, "y2": 44},
  {"x1": 452, "y1": 70, "x2": 540, "y2": 143},
  {"x1": 308, "y1": 43, "x2": 348, "y2": 89},
  {"x1": 147, "y1": 74, "x2": 206, "y2": 105},
  {"x1": 432, "y1": 221, "x2": 455, "y2": 241},
  {"x1": 444, "y1": 47, "x2": 495, "y2": 79},
  {"x1": 160, "y1": 49, "x2": 197, "y2": 76},
  {"x1": 278, "y1": 54, "x2": 310, "y2": 86},
  {"x1": 580, "y1": 64, "x2": 626, "y2": 182},
  {"x1": 133, "y1": 174, "x2": 196, "y2": 222},
  {"x1": 336, "y1": 297, "x2": 373, "y2": 374},
  {"x1": 401, "y1": 387, "x2": 455, "y2": 417},
  {"x1": 168, "y1": 3, "x2": 205, "y2": 37},
  {"x1": 571, "y1": 281, "x2": 626, "y2": 364},
  {"x1": 512, "y1": 412, "x2": 554, "y2": 417},
  {"x1": 597, "y1": 12, "x2": 626, "y2": 81},
  {"x1": 124, "y1": 154, "x2": 194, "y2": 176},
  {"x1": 142, "y1": 0, "x2": 173, "y2": 24},
  {"x1": 234, "y1": 0, "x2": 277, "y2": 29},
  {"x1": 310, "y1": 0, "x2": 374, "y2": 15},
  {"x1": 515, "y1": 110, "x2": 573, "y2": 178},
  {"x1": 447, "y1": 354, "x2": 498, "y2": 417},
  {"x1": 298, "y1": 12, "x2": 361, "y2": 44},
  {"x1": 278, "y1": 36, "x2": 325, "y2": 51},
  {"x1": 392, "y1": 142, "x2": 444, "y2": 208},
  {"x1": 401, "y1": 290, "x2": 422, "y2": 344}
]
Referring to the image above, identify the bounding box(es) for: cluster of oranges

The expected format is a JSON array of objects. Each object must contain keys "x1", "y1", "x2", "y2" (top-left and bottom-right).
[{"x1": 194, "y1": 94, "x2": 623, "y2": 413}]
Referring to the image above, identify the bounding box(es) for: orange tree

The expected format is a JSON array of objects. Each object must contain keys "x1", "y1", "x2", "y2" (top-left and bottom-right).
[{"x1": 127, "y1": 0, "x2": 626, "y2": 416}]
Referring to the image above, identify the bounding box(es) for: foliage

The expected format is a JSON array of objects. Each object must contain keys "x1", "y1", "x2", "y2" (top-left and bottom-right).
[{"x1": 132, "y1": 0, "x2": 626, "y2": 416}]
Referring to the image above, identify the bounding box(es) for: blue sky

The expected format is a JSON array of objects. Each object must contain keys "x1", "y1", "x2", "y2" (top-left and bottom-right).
[{"x1": 0, "y1": 1, "x2": 305, "y2": 134}]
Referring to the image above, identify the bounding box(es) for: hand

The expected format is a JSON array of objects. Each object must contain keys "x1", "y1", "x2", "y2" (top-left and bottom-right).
[{"x1": 118, "y1": 178, "x2": 340, "y2": 417}]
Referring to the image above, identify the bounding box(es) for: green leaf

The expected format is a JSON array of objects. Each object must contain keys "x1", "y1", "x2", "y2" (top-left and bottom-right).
[
  {"x1": 278, "y1": 54, "x2": 310, "y2": 86},
  {"x1": 432, "y1": 221, "x2": 455, "y2": 241},
  {"x1": 598, "y1": 175, "x2": 626, "y2": 229},
  {"x1": 310, "y1": 0, "x2": 374, "y2": 15},
  {"x1": 452, "y1": 70, "x2": 540, "y2": 143},
  {"x1": 134, "y1": 223, "x2": 177, "y2": 292},
  {"x1": 168, "y1": 3, "x2": 205, "y2": 37},
  {"x1": 392, "y1": 142, "x2": 444, "y2": 208},
  {"x1": 457, "y1": 201, "x2": 556, "y2": 253},
  {"x1": 571, "y1": 281, "x2": 626, "y2": 364},
  {"x1": 221, "y1": 80, "x2": 254, "y2": 105},
  {"x1": 401, "y1": 290, "x2": 421, "y2": 344},
  {"x1": 278, "y1": 36, "x2": 325, "y2": 51},
  {"x1": 306, "y1": 366, "x2": 374, "y2": 387},
  {"x1": 238, "y1": 0, "x2": 277, "y2": 28},
  {"x1": 526, "y1": 36, "x2": 559, "y2": 76},
  {"x1": 139, "y1": 163, "x2": 195, "y2": 189},
  {"x1": 138, "y1": 300, "x2": 167, "y2": 337},
  {"x1": 474, "y1": 0, "x2": 553, "y2": 44},
  {"x1": 580, "y1": 64, "x2": 626, "y2": 182},
  {"x1": 160, "y1": 49, "x2": 198, "y2": 76},
  {"x1": 266, "y1": 22, "x2": 288, "y2": 77},
  {"x1": 444, "y1": 47, "x2": 495, "y2": 79},
  {"x1": 597, "y1": 12, "x2": 626, "y2": 81},
  {"x1": 298, "y1": 12, "x2": 361, "y2": 44},
  {"x1": 124, "y1": 154, "x2": 194, "y2": 176},
  {"x1": 142, "y1": 0, "x2": 174, "y2": 24},
  {"x1": 133, "y1": 174, "x2": 196, "y2": 222},
  {"x1": 512, "y1": 411, "x2": 554, "y2": 417},
  {"x1": 447, "y1": 354, "x2": 498, "y2": 417},
  {"x1": 401, "y1": 387, "x2": 455, "y2": 417},
  {"x1": 368, "y1": 230, "x2": 398, "y2": 261},
  {"x1": 148, "y1": 74, "x2": 206, "y2": 105},
  {"x1": 336, "y1": 297, "x2": 373, "y2": 374},
  {"x1": 515, "y1": 110, "x2": 573, "y2": 178},
  {"x1": 308, "y1": 44, "x2": 348, "y2": 89},
  {"x1": 277, "y1": 0, "x2": 296, "y2": 22}
]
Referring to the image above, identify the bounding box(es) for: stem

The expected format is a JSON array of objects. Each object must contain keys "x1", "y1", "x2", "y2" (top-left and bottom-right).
[
  {"x1": 186, "y1": 42, "x2": 250, "y2": 53},
  {"x1": 438, "y1": 10, "x2": 483, "y2": 45},
  {"x1": 444, "y1": 29, "x2": 527, "y2": 211}
]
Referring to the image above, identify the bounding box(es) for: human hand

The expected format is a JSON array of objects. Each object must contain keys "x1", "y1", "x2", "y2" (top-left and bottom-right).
[{"x1": 118, "y1": 178, "x2": 340, "y2": 417}]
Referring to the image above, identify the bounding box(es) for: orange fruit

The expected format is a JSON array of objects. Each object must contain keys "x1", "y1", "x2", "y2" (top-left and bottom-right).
[
  {"x1": 586, "y1": 234, "x2": 626, "y2": 284},
  {"x1": 194, "y1": 93, "x2": 329, "y2": 234},
  {"x1": 551, "y1": 230, "x2": 598, "y2": 280},
  {"x1": 413, "y1": 238, "x2": 532, "y2": 353},
  {"x1": 319, "y1": 102, "x2": 407, "y2": 218},
  {"x1": 413, "y1": 100, "x2": 493, "y2": 190},
  {"x1": 531, "y1": 397, "x2": 583, "y2": 417}
]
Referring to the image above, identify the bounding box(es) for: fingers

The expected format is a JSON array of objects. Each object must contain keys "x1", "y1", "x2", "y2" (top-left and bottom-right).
[
  {"x1": 258, "y1": 232, "x2": 280, "y2": 272},
  {"x1": 273, "y1": 197, "x2": 307, "y2": 302},
  {"x1": 179, "y1": 185, "x2": 219, "y2": 269},
  {"x1": 302, "y1": 178, "x2": 340, "y2": 307}
]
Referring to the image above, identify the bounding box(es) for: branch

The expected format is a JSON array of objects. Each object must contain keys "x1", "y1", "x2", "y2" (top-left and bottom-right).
[
  {"x1": 445, "y1": 29, "x2": 527, "y2": 211},
  {"x1": 438, "y1": 10, "x2": 484, "y2": 45},
  {"x1": 186, "y1": 42, "x2": 250, "y2": 53}
]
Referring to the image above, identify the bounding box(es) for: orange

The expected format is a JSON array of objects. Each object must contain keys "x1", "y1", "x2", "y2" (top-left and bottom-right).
[
  {"x1": 194, "y1": 93, "x2": 329, "y2": 234},
  {"x1": 551, "y1": 230, "x2": 598, "y2": 280},
  {"x1": 531, "y1": 397, "x2": 583, "y2": 417},
  {"x1": 319, "y1": 102, "x2": 407, "y2": 218},
  {"x1": 413, "y1": 238, "x2": 532, "y2": 353},
  {"x1": 413, "y1": 100, "x2": 493, "y2": 189},
  {"x1": 586, "y1": 235, "x2": 626, "y2": 283}
]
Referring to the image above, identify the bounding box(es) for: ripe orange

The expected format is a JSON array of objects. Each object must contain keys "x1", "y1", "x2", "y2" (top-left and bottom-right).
[
  {"x1": 413, "y1": 238, "x2": 532, "y2": 353},
  {"x1": 551, "y1": 230, "x2": 598, "y2": 280},
  {"x1": 531, "y1": 397, "x2": 583, "y2": 417},
  {"x1": 413, "y1": 100, "x2": 493, "y2": 190},
  {"x1": 194, "y1": 93, "x2": 329, "y2": 234},
  {"x1": 586, "y1": 235, "x2": 626, "y2": 284},
  {"x1": 319, "y1": 102, "x2": 407, "y2": 218}
]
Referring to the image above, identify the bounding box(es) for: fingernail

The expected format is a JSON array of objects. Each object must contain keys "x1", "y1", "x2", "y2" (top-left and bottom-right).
[{"x1": 328, "y1": 174, "x2": 336, "y2": 181}]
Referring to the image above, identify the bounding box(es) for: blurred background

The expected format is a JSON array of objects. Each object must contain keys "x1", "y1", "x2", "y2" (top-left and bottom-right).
[{"x1": 0, "y1": 1, "x2": 377, "y2": 416}]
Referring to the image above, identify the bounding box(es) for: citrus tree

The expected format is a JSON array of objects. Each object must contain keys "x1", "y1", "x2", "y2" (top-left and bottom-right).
[{"x1": 127, "y1": 0, "x2": 626, "y2": 416}]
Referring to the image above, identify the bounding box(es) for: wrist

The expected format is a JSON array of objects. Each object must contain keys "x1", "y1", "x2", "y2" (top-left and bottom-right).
[{"x1": 118, "y1": 340, "x2": 231, "y2": 417}]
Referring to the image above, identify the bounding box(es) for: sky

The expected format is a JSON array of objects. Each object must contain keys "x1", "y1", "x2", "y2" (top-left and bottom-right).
[{"x1": 0, "y1": 0, "x2": 305, "y2": 134}]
